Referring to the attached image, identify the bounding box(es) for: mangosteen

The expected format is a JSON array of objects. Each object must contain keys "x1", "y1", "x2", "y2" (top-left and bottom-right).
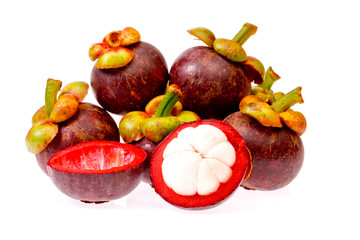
[
  {"x1": 26, "y1": 79, "x2": 120, "y2": 175},
  {"x1": 225, "y1": 112, "x2": 304, "y2": 190},
  {"x1": 224, "y1": 79, "x2": 307, "y2": 190},
  {"x1": 89, "y1": 27, "x2": 169, "y2": 115},
  {"x1": 169, "y1": 23, "x2": 264, "y2": 119},
  {"x1": 150, "y1": 120, "x2": 251, "y2": 209},
  {"x1": 47, "y1": 140, "x2": 146, "y2": 203},
  {"x1": 36, "y1": 102, "x2": 120, "y2": 174}
]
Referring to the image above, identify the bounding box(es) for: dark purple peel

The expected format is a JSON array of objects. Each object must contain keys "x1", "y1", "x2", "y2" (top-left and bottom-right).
[
  {"x1": 133, "y1": 137, "x2": 157, "y2": 184},
  {"x1": 47, "y1": 140, "x2": 146, "y2": 203},
  {"x1": 224, "y1": 111, "x2": 304, "y2": 190},
  {"x1": 91, "y1": 41, "x2": 169, "y2": 115},
  {"x1": 36, "y1": 103, "x2": 120, "y2": 175},
  {"x1": 48, "y1": 164, "x2": 143, "y2": 203},
  {"x1": 169, "y1": 46, "x2": 251, "y2": 119}
]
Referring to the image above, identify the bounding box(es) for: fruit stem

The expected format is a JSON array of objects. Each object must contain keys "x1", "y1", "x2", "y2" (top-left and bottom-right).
[
  {"x1": 232, "y1": 23, "x2": 258, "y2": 46},
  {"x1": 271, "y1": 87, "x2": 304, "y2": 113},
  {"x1": 45, "y1": 79, "x2": 62, "y2": 117},
  {"x1": 257, "y1": 67, "x2": 281, "y2": 90},
  {"x1": 155, "y1": 85, "x2": 182, "y2": 118},
  {"x1": 105, "y1": 31, "x2": 122, "y2": 48}
]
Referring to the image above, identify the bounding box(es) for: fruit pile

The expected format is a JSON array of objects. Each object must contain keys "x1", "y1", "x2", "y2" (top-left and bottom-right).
[{"x1": 25, "y1": 23, "x2": 306, "y2": 209}]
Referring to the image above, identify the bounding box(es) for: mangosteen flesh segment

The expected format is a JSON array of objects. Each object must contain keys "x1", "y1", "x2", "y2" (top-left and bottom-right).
[{"x1": 162, "y1": 125, "x2": 236, "y2": 196}]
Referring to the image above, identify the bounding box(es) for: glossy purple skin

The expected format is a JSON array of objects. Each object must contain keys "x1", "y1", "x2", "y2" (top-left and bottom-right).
[
  {"x1": 36, "y1": 103, "x2": 120, "y2": 175},
  {"x1": 47, "y1": 163, "x2": 143, "y2": 203},
  {"x1": 133, "y1": 137, "x2": 157, "y2": 184},
  {"x1": 224, "y1": 111, "x2": 304, "y2": 190},
  {"x1": 169, "y1": 46, "x2": 251, "y2": 119},
  {"x1": 91, "y1": 41, "x2": 169, "y2": 115}
]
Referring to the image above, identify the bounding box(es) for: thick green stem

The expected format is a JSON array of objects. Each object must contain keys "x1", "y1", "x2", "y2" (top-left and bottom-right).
[
  {"x1": 155, "y1": 85, "x2": 182, "y2": 117},
  {"x1": 271, "y1": 87, "x2": 304, "y2": 113},
  {"x1": 45, "y1": 79, "x2": 62, "y2": 116},
  {"x1": 232, "y1": 23, "x2": 258, "y2": 45},
  {"x1": 258, "y1": 67, "x2": 281, "y2": 90}
]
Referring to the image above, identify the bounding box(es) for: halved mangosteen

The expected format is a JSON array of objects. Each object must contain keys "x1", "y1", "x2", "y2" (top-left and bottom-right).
[
  {"x1": 47, "y1": 140, "x2": 146, "y2": 203},
  {"x1": 150, "y1": 120, "x2": 251, "y2": 209}
]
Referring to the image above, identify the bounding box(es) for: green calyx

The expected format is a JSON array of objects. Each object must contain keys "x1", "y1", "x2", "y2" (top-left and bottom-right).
[
  {"x1": 188, "y1": 23, "x2": 258, "y2": 63},
  {"x1": 141, "y1": 117, "x2": 181, "y2": 143},
  {"x1": 271, "y1": 87, "x2": 304, "y2": 113},
  {"x1": 143, "y1": 84, "x2": 183, "y2": 143},
  {"x1": 257, "y1": 67, "x2": 281, "y2": 90},
  {"x1": 214, "y1": 23, "x2": 257, "y2": 62},
  {"x1": 240, "y1": 66, "x2": 306, "y2": 134},
  {"x1": 119, "y1": 84, "x2": 201, "y2": 144},
  {"x1": 45, "y1": 79, "x2": 62, "y2": 116},
  {"x1": 89, "y1": 27, "x2": 141, "y2": 69},
  {"x1": 155, "y1": 85, "x2": 182, "y2": 118},
  {"x1": 26, "y1": 79, "x2": 89, "y2": 154},
  {"x1": 232, "y1": 23, "x2": 258, "y2": 45}
]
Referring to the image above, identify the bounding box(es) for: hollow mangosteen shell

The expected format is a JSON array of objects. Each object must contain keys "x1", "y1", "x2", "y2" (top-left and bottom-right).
[
  {"x1": 47, "y1": 140, "x2": 147, "y2": 203},
  {"x1": 224, "y1": 111, "x2": 304, "y2": 190},
  {"x1": 36, "y1": 103, "x2": 120, "y2": 175},
  {"x1": 169, "y1": 46, "x2": 252, "y2": 119},
  {"x1": 150, "y1": 120, "x2": 251, "y2": 209},
  {"x1": 91, "y1": 41, "x2": 169, "y2": 115}
]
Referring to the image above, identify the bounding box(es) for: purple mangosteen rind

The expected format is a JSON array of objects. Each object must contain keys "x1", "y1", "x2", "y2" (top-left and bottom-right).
[
  {"x1": 133, "y1": 137, "x2": 158, "y2": 184},
  {"x1": 91, "y1": 41, "x2": 169, "y2": 115},
  {"x1": 169, "y1": 46, "x2": 252, "y2": 119},
  {"x1": 36, "y1": 103, "x2": 120, "y2": 175},
  {"x1": 224, "y1": 111, "x2": 304, "y2": 190},
  {"x1": 47, "y1": 162, "x2": 143, "y2": 203}
]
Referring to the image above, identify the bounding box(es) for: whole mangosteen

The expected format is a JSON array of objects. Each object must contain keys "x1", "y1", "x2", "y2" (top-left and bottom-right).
[
  {"x1": 169, "y1": 23, "x2": 264, "y2": 119},
  {"x1": 26, "y1": 79, "x2": 120, "y2": 175},
  {"x1": 36, "y1": 102, "x2": 120, "y2": 174},
  {"x1": 89, "y1": 27, "x2": 169, "y2": 115},
  {"x1": 224, "y1": 81, "x2": 307, "y2": 190}
]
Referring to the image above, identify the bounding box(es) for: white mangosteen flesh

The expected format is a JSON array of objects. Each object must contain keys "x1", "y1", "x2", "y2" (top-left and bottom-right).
[{"x1": 161, "y1": 124, "x2": 236, "y2": 196}]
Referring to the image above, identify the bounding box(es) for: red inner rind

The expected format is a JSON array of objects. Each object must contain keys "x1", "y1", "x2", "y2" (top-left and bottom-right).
[
  {"x1": 47, "y1": 140, "x2": 147, "y2": 174},
  {"x1": 150, "y1": 120, "x2": 250, "y2": 208}
]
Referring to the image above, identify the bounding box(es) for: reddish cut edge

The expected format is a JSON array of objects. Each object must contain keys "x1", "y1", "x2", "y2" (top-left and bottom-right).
[
  {"x1": 150, "y1": 120, "x2": 250, "y2": 208},
  {"x1": 47, "y1": 140, "x2": 147, "y2": 174}
]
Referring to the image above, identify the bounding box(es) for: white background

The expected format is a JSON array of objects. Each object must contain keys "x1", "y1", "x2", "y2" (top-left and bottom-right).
[{"x1": 1, "y1": 0, "x2": 359, "y2": 239}]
